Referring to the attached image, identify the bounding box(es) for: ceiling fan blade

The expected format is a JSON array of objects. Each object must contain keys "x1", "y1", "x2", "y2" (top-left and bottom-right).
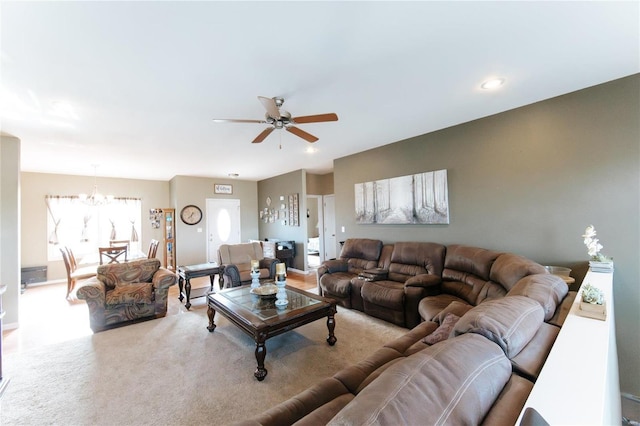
[
  {"x1": 252, "y1": 127, "x2": 275, "y2": 143},
  {"x1": 292, "y1": 113, "x2": 338, "y2": 124},
  {"x1": 286, "y1": 126, "x2": 319, "y2": 143},
  {"x1": 213, "y1": 118, "x2": 266, "y2": 124},
  {"x1": 258, "y1": 96, "x2": 281, "y2": 119}
]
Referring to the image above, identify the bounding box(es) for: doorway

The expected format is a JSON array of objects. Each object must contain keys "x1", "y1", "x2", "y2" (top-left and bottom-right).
[
  {"x1": 323, "y1": 195, "x2": 337, "y2": 260},
  {"x1": 306, "y1": 195, "x2": 322, "y2": 270},
  {"x1": 206, "y1": 198, "x2": 241, "y2": 263}
]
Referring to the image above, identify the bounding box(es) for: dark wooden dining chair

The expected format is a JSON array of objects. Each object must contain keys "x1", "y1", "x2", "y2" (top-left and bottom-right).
[
  {"x1": 109, "y1": 240, "x2": 130, "y2": 253},
  {"x1": 99, "y1": 245, "x2": 129, "y2": 265},
  {"x1": 147, "y1": 239, "x2": 160, "y2": 259}
]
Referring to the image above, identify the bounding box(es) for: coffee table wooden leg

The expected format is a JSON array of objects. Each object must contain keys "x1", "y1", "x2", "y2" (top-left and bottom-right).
[
  {"x1": 254, "y1": 335, "x2": 268, "y2": 381},
  {"x1": 178, "y1": 276, "x2": 184, "y2": 302},
  {"x1": 326, "y1": 312, "x2": 337, "y2": 346},
  {"x1": 185, "y1": 278, "x2": 192, "y2": 310},
  {"x1": 207, "y1": 305, "x2": 216, "y2": 332}
]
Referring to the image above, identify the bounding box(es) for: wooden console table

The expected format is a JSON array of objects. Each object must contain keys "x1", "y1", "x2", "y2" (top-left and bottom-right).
[{"x1": 178, "y1": 263, "x2": 222, "y2": 310}]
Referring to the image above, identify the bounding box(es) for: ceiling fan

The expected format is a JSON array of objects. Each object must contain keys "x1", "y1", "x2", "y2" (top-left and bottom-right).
[{"x1": 213, "y1": 96, "x2": 338, "y2": 144}]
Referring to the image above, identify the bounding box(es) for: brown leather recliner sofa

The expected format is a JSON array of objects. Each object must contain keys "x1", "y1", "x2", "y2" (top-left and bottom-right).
[
  {"x1": 237, "y1": 280, "x2": 570, "y2": 426},
  {"x1": 318, "y1": 239, "x2": 573, "y2": 329}
]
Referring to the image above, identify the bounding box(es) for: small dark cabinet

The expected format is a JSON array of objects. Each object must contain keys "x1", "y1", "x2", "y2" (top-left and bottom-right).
[{"x1": 275, "y1": 241, "x2": 296, "y2": 269}]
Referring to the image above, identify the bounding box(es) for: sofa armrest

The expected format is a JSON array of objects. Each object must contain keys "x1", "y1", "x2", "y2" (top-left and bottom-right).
[
  {"x1": 153, "y1": 267, "x2": 177, "y2": 290},
  {"x1": 238, "y1": 377, "x2": 351, "y2": 426},
  {"x1": 76, "y1": 277, "x2": 106, "y2": 303},
  {"x1": 405, "y1": 273, "x2": 441, "y2": 290},
  {"x1": 222, "y1": 264, "x2": 242, "y2": 288},
  {"x1": 76, "y1": 277, "x2": 107, "y2": 332},
  {"x1": 323, "y1": 259, "x2": 348, "y2": 273}
]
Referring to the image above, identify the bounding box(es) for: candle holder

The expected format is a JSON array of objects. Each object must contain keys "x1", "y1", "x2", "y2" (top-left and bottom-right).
[
  {"x1": 250, "y1": 271, "x2": 260, "y2": 289},
  {"x1": 275, "y1": 276, "x2": 288, "y2": 308}
]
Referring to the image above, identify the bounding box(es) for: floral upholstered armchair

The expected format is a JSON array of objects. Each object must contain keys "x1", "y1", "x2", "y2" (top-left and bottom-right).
[{"x1": 76, "y1": 258, "x2": 176, "y2": 332}]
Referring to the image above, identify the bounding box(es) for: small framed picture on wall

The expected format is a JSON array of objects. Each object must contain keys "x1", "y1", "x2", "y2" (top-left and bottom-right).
[{"x1": 214, "y1": 184, "x2": 233, "y2": 194}]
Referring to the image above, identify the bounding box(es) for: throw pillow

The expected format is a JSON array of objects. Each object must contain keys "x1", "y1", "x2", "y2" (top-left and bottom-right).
[{"x1": 423, "y1": 313, "x2": 460, "y2": 345}]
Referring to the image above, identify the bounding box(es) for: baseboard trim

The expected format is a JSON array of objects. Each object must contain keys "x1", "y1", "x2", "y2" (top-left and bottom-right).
[{"x1": 623, "y1": 393, "x2": 640, "y2": 403}]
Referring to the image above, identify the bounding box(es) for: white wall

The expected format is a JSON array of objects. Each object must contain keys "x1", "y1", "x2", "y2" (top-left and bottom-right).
[{"x1": 1, "y1": 134, "x2": 22, "y2": 326}]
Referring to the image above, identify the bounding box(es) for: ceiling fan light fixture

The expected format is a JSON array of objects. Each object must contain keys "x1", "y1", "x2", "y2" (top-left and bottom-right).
[
  {"x1": 480, "y1": 78, "x2": 505, "y2": 90},
  {"x1": 213, "y1": 96, "x2": 338, "y2": 144}
]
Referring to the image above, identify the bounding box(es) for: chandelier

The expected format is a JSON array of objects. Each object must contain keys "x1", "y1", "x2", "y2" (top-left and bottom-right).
[{"x1": 79, "y1": 165, "x2": 113, "y2": 206}]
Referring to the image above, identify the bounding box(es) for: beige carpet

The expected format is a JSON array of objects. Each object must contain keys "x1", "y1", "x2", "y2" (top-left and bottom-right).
[{"x1": 2, "y1": 305, "x2": 406, "y2": 425}]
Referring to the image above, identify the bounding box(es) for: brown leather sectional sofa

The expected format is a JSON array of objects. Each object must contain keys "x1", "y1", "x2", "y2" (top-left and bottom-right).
[
  {"x1": 318, "y1": 239, "x2": 572, "y2": 329},
  {"x1": 237, "y1": 238, "x2": 575, "y2": 425}
]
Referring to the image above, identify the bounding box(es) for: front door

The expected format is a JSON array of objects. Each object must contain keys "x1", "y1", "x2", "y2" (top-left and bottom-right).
[{"x1": 206, "y1": 198, "x2": 241, "y2": 263}]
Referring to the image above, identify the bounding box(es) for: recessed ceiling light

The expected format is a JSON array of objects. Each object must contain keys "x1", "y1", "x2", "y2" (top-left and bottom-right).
[
  {"x1": 480, "y1": 78, "x2": 505, "y2": 90},
  {"x1": 228, "y1": 173, "x2": 239, "y2": 178}
]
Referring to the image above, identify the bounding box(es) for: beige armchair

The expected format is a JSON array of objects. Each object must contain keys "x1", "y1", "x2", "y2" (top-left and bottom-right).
[
  {"x1": 218, "y1": 242, "x2": 281, "y2": 288},
  {"x1": 76, "y1": 258, "x2": 176, "y2": 332}
]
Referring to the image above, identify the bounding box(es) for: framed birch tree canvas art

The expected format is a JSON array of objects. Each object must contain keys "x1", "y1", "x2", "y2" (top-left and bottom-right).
[{"x1": 355, "y1": 169, "x2": 449, "y2": 224}]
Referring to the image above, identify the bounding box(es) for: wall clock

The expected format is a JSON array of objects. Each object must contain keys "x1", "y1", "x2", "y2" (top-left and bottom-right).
[{"x1": 180, "y1": 205, "x2": 202, "y2": 225}]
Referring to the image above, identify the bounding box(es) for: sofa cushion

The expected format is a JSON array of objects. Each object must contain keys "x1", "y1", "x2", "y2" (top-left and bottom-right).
[
  {"x1": 239, "y1": 268, "x2": 271, "y2": 283},
  {"x1": 423, "y1": 313, "x2": 460, "y2": 345},
  {"x1": 481, "y1": 374, "x2": 535, "y2": 426},
  {"x1": 328, "y1": 333, "x2": 512, "y2": 426},
  {"x1": 341, "y1": 238, "x2": 383, "y2": 262},
  {"x1": 508, "y1": 273, "x2": 569, "y2": 321},
  {"x1": 321, "y1": 272, "x2": 357, "y2": 298},
  {"x1": 441, "y1": 244, "x2": 502, "y2": 305},
  {"x1": 435, "y1": 300, "x2": 473, "y2": 324},
  {"x1": 490, "y1": 253, "x2": 548, "y2": 291},
  {"x1": 105, "y1": 282, "x2": 154, "y2": 306},
  {"x1": 387, "y1": 242, "x2": 446, "y2": 282},
  {"x1": 97, "y1": 258, "x2": 160, "y2": 289},
  {"x1": 453, "y1": 296, "x2": 544, "y2": 359},
  {"x1": 443, "y1": 244, "x2": 502, "y2": 282},
  {"x1": 361, "y1": 281, "x2": 404, "y2": 311},
  {"x1": 418, "y1": 294, "x2": 467, "y2": 322},
  {"x1": 218, "y1": 242, "x2": 264, "y2": 266},
  {"x1": 510, "y1": 322, "x2": 560, "y2": 381}
]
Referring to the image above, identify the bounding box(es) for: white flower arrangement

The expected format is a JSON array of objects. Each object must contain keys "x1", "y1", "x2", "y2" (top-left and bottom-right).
[{"x1": 582, "y1": 225, "x2": 612, "y2": 262}]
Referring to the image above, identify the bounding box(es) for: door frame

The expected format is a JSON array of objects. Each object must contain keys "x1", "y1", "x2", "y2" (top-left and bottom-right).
[{"x1": 306, "y1": 195, "x2": 324, "y2": 271}]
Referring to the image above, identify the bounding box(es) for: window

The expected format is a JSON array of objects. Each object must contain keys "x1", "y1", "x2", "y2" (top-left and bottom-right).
[{"x1": 46, "y1": 196, "x2": 142, "y2": 261}]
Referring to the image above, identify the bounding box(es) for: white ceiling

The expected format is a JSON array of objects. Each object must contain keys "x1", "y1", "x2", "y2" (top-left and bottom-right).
[{"x1": 1, "y1": 1, "x2": 638, "y2": 182}]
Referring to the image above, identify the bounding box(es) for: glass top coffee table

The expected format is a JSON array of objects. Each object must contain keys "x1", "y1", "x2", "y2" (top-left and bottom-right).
[{"x1": 206, "y1": 284, "x2": 337, "y2": 381}]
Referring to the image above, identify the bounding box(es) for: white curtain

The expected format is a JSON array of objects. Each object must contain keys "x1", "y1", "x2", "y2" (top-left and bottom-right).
[{"x1": 46, "y1": 196, "x2": 142, "y2": 260}]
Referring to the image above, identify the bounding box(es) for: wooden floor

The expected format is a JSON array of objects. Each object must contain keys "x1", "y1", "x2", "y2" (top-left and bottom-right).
[{"x1": 3, "y1": 270, "x2": 318, "y2": 355}]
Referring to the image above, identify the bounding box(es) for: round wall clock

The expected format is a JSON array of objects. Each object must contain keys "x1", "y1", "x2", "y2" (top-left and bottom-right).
[{"x1": 180, "y1": 205, "x2": 202, "y2": 225}]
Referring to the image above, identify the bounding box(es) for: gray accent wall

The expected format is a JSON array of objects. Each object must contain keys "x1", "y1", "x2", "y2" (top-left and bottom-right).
[
  {"x1": 258, "y1": 169, "x2": 307, "y2": 270},
  {"x1": 333, "y1": 74, "x2": 640, "y2": 396}
]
